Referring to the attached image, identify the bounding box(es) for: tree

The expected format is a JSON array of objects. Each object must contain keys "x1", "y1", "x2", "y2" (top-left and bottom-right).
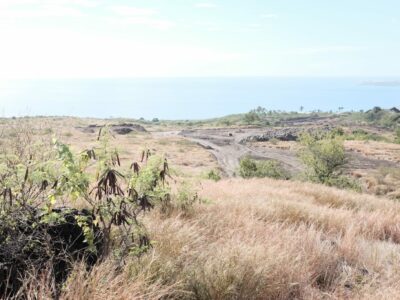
[
  {"x1": 243, "y1": 111, "x2": 260, "y2": 124},
  {"x1": 243, "y1": 106, "x2": 267, "y2": 125},
  {"x1": 254, "y1": 106, "x2": 267, "y2": 115}
]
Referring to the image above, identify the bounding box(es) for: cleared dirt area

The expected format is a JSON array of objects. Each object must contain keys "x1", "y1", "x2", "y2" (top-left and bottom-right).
[{"x1": 178, "y1": 127, "x2": 400, "y2": 177}]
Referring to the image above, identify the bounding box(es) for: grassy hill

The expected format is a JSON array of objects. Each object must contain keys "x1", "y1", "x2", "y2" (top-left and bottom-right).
[
  {"x1": 61, "y1": 178, "x2": 400, "y2": 299},
  {"x1": 0, "y1": 113, "x2": 399, "y2": 299}
]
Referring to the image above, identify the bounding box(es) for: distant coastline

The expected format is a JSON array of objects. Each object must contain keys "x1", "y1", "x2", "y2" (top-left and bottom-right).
[
  {"x1": 1, "y1": 77, "x2": 399, "y2": 119},
  {"x1": 361, "y1": 80, "x2": 400, "y2": 87}
]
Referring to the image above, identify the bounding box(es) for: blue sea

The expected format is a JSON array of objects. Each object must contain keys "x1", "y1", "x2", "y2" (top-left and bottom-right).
[{"x1": 0, "y1": 77, "x2": 399, "y2": 120}]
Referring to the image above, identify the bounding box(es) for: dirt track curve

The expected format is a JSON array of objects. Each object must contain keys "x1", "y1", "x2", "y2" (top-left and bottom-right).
[{"x1": 182, "y1": 128, "x2": 399, "y2": 177}]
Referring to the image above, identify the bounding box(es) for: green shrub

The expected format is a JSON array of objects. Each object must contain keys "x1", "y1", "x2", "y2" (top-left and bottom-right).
[
  {"x1": 325, "y1": 175, "x2": 361, "y2": 192},
  {"x1": 395, "y1": 128, "x2": 400, "y2": 144},
  {"x1": 299, "y1": 132, "x2": 346, "y2": 183},
  {"x1": 361, "y1": 107, "x2": 400, "y2": 128},
  {"x1": 346, "y1": 129, "x2": 387, "y2": 142},
  {"x1": 299, "y1": 132, "x2": 359, "y2": 191},
  {"x1": 206, "y1": 169, "x2": 222, "y2": 181},
  {"x1": 239, "y1": 157, "x2": 289, "y2": 179},
  {"x1": 329, "y1": 127, "x2": 345, "y2": 138},
  {"x1": 174, "y1": 182, "x2": 199, "y2": 215}
]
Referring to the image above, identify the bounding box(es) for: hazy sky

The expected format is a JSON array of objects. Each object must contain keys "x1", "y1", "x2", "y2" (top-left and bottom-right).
[{"x1": 0, "y1": 0, "x2": 399, "y2": 79}]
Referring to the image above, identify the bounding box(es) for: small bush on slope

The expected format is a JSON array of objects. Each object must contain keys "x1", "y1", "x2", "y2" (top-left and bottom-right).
[
  {"x1": 205, "y1": 169, "x2": 222, "y2": 181},
  {"x1": 299, "y1": 132, "x2": 361, "y2": 191},
  {"x1": 239, "y1": 156, "x2": 290, "y2": 180}
]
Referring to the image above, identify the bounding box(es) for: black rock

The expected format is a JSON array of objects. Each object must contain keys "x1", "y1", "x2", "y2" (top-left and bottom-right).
[
  {"x1": 113, "y1": 127, "x2": 134, "y2": 135},
  {"x1": 0, "y1": 207, "x2": 103, "y2": 298}
]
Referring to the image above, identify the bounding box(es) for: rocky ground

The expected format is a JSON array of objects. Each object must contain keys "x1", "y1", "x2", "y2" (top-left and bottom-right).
[{"x1": 176, "y1": 118, "x2": 400, "y2": 179}]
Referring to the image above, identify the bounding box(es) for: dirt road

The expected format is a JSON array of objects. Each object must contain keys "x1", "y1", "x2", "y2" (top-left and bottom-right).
[
  {"x1": 177, "y1": 128, "x2": 400, "y2": 177},
  {"x1": 179, "y1": 128, "x2": 303, "y2": 176}
]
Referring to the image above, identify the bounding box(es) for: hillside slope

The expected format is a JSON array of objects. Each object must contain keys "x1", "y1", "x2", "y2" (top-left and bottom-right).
[{"x1": 116, "y1": 178, "x2": 400, "y2": 299}]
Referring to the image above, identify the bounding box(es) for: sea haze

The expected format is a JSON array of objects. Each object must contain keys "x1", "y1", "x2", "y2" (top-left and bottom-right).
[{"x1": 0, "y1": 77, "x2": 399, "y2": 120}]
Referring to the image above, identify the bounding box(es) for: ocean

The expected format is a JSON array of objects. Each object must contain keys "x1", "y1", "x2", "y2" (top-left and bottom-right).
[{"x1": 0, "y1": 77, "x2": 399, "y2": 120}]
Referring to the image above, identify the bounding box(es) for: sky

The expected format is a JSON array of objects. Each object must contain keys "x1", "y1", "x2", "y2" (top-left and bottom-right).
[{"x1": 0, "y1": 0, "x2": 399, "y2": 79}]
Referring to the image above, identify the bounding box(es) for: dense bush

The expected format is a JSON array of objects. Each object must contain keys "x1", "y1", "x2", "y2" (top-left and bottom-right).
[
  {"x1": 362, "y1": 107, "x2": 400, "y2": 127},
  {"x1": 299, "y1": 132, "x2": 346, "y2": 182},
  {"x1": 299, "y1": 132, "x2": 360, "y2": 191},
  {"x1": 239, "y1": 156, "x2": 290, "y2": 179}
]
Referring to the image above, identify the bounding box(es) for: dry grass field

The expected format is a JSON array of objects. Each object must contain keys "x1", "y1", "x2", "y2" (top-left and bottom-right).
[
  {"x1": 345, "y1": 140, "x2": 400, "y2": 164},
  {"x1": 344, "y1": 141, "x2": 400, "y2": 199},
  {"x1": 56, "y1": 178, "x2": 400, "y2": 299},
  {"x1": 1, "y1": 117, "x2": 400, "y2": 299}
]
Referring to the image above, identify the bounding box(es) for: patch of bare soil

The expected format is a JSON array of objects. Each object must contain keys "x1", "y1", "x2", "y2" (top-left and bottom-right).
[
  {"x1": 178, "y1": 127, "x2": 400, "y2": 177},
  {"x1": 76, "y1": 123, "x2": 147, "y2": 135}
]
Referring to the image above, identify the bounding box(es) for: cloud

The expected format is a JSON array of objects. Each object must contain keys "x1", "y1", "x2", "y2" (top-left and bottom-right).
[
  {"x1": 261, "y1": 13, "x2": 278, "y2": 19},
  {"x1": 0, "y1": 28, "x2": 242, "y2": 79},
  {"x1": 195, "y1": 3, "x2": 218, "y2": 9},
  {"x1": 0, "y1": 0, "x2": 97, "y2": 8},
  {"x1": 248, "y1": 23, "x2": 262, "y2": 28},
  {"x1": 0, "y1": 0, "x2": 97, "y2": 19},
  {"x1": 111, "y1": 6, "x2": 157, "y2": 16},
  {"x1": 0, "y1": 5, "x2": 85, "y2": 18},
  {"x1": 110, "y1": 6, "x2": 174, "y2": 30},
  {"x1": 117, "y1": 17, "x2": 174, "y2": 30},
  {"x1": 67, "y1": 0, "x2": 97, "y2": 7},
  {"x1": 288, "y1": 46, "x2": 364, "y2": 55},
  {"x1": 193, "y1": 21, "x2": 222, "y2": 32}
]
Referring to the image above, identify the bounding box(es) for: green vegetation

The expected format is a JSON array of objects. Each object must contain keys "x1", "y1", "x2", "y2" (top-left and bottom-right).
[
  {"x1": 243, "y1": 106, "x2": 270, "y2": 126},
  {"x1": 174, "y1": 182, "x2": 200, "y2": 216},
  {"x1": 205, "y1": 169, "x2": 222, "y2": 181},
  {"x1": 94, "y1": 106, "x2": 399, "y2": 131},
  {"x1": 1, "y1": 110, "x2": 400, "y2": 298},
  {"x1": 238, "y1": 156, "x2": 290, "y2": 179},
  {"x1": 299, "y1": 132, "x2": 361, "y2": 191},
  {"x1": 395, "y1": 128, "x2": 400, "y2": 144},
  {"x1": 0, "y1": 126, "x2": 175, "y2": 296},
  {"x1": 345, "y1": 128, "x2": 389, "y2": 142},
  {"x1": 345, "y1": 106, "x2": 400, "y2": 128}
]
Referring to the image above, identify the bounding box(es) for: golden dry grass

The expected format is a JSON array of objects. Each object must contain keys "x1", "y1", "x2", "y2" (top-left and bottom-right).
[
  {"x1": 345, "y1": 140, "x2": 400, "y2": 164},
  {"x1": 62, "y1": 178, "x2": 400, "y2": 299},
  {"x1": 0, "y1": 117, "x2": 218, "y2": 179},
  {"x1": 2, "y1": 118, "x2": 400, "y2": 299}
]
